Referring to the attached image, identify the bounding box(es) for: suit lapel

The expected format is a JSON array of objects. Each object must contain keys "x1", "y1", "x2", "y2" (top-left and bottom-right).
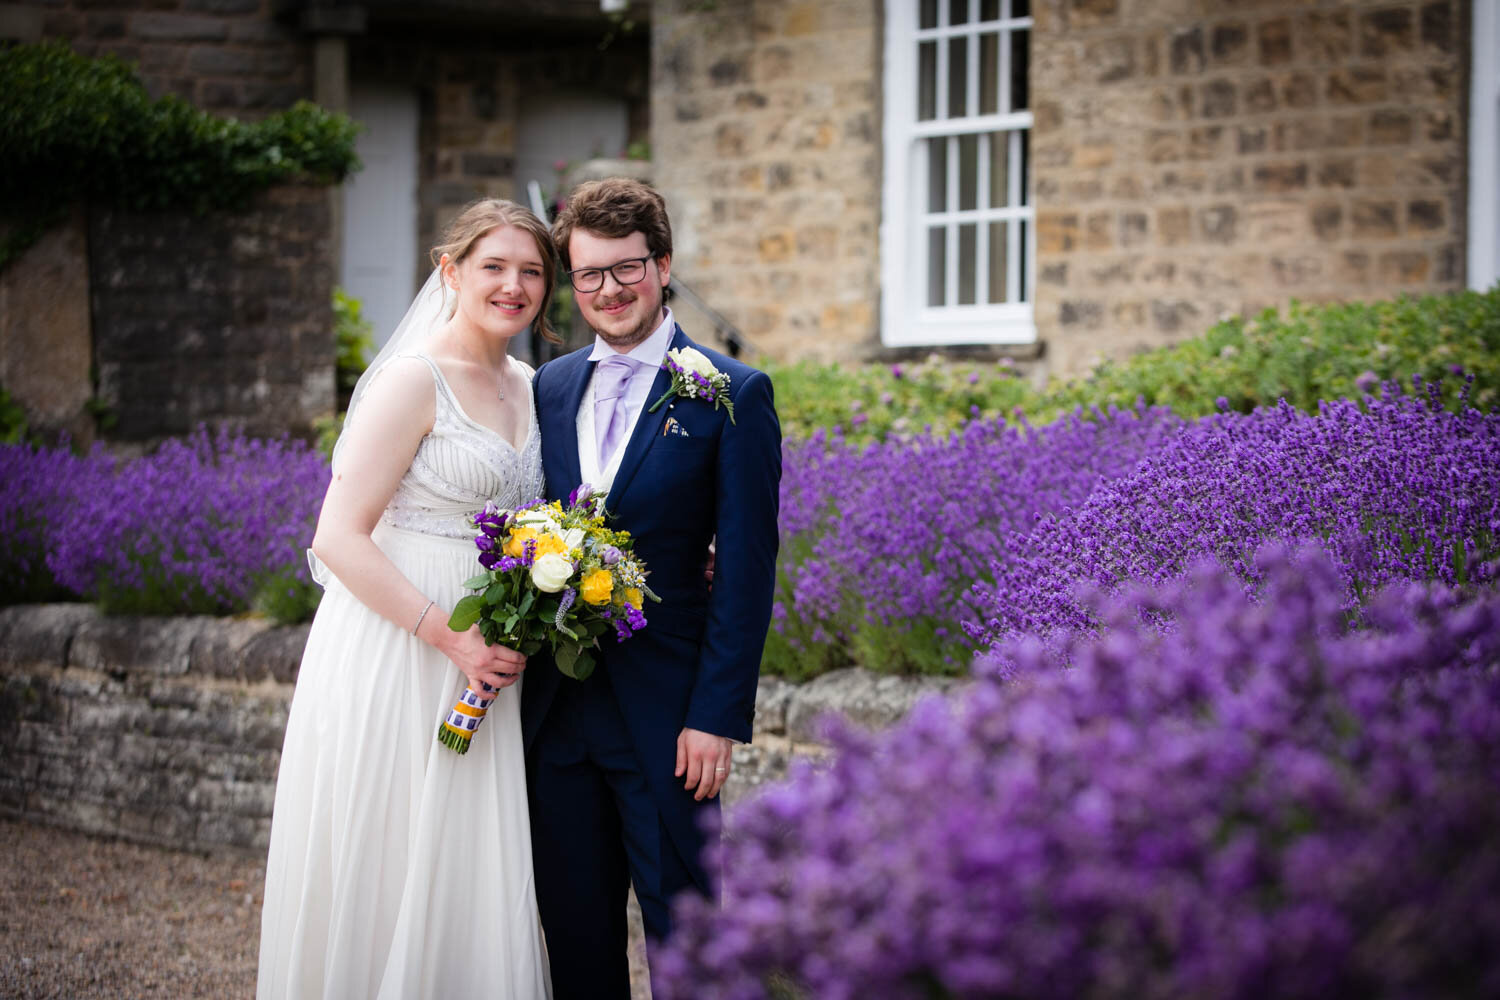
[
  {"x1": 550, "y1": 352, "x2": 594, "y2": 494},
  {"x1": 606, "y1": 325, "x2": 685, "y2": 508}
]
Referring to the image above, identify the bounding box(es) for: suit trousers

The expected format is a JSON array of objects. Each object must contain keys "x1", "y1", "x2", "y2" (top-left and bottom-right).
[{"x1": 527, "y1": 666, "x2": 697, "y2": 999}]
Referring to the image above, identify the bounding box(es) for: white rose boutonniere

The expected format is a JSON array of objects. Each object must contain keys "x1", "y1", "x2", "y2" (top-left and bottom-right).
[{"x1": 649, "y1": 347, "x2": 736, "y2": 424}]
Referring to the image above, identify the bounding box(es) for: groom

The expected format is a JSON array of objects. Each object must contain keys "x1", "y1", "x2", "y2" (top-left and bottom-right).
[{"x1": 521, "y1": 177, "x2": 781, "y2": 998}]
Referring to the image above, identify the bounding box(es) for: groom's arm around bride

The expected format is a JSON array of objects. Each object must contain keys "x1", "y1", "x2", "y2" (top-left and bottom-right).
[{"x1": 521, "y1": 176, "x2": 781, "y2": 999}]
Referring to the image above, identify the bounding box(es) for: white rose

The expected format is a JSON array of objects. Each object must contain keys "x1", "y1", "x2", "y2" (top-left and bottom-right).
[
  {"x1": 562, "y1": 527, "x2": 586, "y2": 551},
  {"x1": 517, "y1": 511, "x2": 561, "y2": 535},
  {"x1": 530, "y1": 553, "x2": 573, "y2": 593},
  {"x1": 669, "y1": 346, "x2": 716, "y2": 379}
]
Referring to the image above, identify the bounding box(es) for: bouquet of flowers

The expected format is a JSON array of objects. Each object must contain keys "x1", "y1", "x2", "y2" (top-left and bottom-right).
[{"x1": 437, "y1": 484, "x2": 657, "y2": 754}]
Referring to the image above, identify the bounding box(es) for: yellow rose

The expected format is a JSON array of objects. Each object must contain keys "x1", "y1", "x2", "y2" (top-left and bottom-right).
[
  {"x1": 623, "y1": 587, "x2": 643, "y2": 609},
  {"x1": 580, "y1": 568, "x2": 614, "y2": 605},
  {"x1": 533, "y1": 532, "x2": 569, "y2": 558},
  {"x1": 503, "y1": 526, "x2": 538, "y2": 558}
]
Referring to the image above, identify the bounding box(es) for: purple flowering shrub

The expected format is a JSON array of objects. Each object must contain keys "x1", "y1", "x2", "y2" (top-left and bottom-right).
[
  {"x1": 657, "y1": 548, "x2": 1500, "y2": 1000},
  {"x1": 0, "y1": 442, "x2": 113, "y2": 603},
  {"x1": 43, "y1": 428, "x2": 329, "y2": 615},
  {"x1": 964, "y1": 383, "x2": 1500, "y2": 649},
  {"x1": 769, "y1": 406, "x2": 1185, "y2": 677}
]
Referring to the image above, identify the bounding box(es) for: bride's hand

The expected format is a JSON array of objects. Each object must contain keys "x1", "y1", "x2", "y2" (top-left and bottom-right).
[{"x1": 441, "y1": 625, "x2": 527, "y2": 693}]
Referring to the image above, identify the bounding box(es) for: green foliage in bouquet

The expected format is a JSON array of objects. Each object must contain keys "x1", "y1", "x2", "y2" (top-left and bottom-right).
[{"x1": 447, "y1": 492, "x2": 656, "y2": 683}]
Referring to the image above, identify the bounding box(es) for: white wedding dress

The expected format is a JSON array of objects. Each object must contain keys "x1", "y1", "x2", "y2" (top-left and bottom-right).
[{"x1": 258, "y1": 355, "x2": 551, "y2": 1000}]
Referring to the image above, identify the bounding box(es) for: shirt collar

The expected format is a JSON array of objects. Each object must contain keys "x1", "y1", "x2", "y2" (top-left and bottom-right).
[{"x1": 588, "y1": 306, "x2": 675, "y2": 367}]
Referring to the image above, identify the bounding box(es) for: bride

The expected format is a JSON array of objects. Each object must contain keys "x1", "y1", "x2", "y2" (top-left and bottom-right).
[{"x1": 257, "y1": 199, "x2": 556, "y2": 999}]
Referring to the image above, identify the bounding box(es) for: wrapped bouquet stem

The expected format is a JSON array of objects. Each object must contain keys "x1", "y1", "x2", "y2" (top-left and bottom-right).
[{"x1": 437, "y1": 485, "x2": 657, "y2": 755}]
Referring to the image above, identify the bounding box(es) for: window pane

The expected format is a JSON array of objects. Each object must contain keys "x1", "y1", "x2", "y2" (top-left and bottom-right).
[
  {"x1": 958, "y1": 223, "x2": 977, "y2": 305},
  {"x1": 1018, "y1": 219, "x2": 1030, "y2": 302},
  {"x1": 927, "y1": 138, "x2": 948, "y2": 213},
  {"x1": 920, "y1": 0, "x2": 938, "y2": 29},
  {"x1": 948, "y1": 36, "x2": 967, "y2": 118},
  {"x1": 988, "y1": 130, "x2": 1010, "y2": 207},
  {"x1": 1019, "y1": 129, "x2": 1030, "y2": 206},
  {"x1": 981, "y1": 0, "x2": 1000, "y2": 20},
  {"x1": 958, "y1": 133, "x2": 978, "y2": 210},
  {"x1": 1010, "y1": 28, "x2": 1029, "y2": 111},
  {"x1": 918, "y1": 41, "x2": 937, "y2": 121},
  {"x1": 979, "y1": 33, "x2": 999, "y2": 115},
  {"x1": 950, "y1": 0, "x2": 969, "y2": 26},
  {"x1": 988, "y1": 222, "x2": 1009, "y2": 303},
  {"x1": 927, "y1": 226, "x2": 947, "y2": 307},
  {"x1": 1012, "y1": 0, "x2": 1030, "y2": 17}
]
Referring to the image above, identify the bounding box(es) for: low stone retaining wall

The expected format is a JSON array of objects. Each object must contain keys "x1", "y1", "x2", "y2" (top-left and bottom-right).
[{"x1": 0, "y1": 604, "x2": 956, "y2": 854}]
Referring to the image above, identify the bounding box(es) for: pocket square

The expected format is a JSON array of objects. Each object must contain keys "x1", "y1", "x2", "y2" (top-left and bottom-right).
[{"x1": 662, "y1": 417, "x2": 691, "y2": 438}]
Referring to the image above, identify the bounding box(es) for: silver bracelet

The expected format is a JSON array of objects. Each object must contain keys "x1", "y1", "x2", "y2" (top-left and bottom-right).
[{"x1": 411, "y1": 599, "x2": 436, "y2": 636}]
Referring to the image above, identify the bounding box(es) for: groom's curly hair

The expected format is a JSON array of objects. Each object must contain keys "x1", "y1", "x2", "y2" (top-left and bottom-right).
[{"x1": 552, "y1": 177, "x2": 674, "y2": 273}]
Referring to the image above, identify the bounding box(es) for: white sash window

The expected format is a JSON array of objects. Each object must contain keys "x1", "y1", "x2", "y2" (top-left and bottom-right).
[{"x1": 882, "y1": 0, "x2": 1036, "y2": 346}]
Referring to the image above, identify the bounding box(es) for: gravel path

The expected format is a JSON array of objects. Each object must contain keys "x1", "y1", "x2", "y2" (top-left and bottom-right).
[
  {"x1": 1, "y1": 818, "x2": 652, "y2": 999},
  {"x1": 0, "y1": 818, "x2": 262, "y2": 999}
]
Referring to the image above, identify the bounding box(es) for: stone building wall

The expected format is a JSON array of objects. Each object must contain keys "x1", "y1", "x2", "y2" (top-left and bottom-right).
[
  {"x1": 90, "y1": 184, "x2": 336, "y2": 442},
  {"x1": 4, "y1": 0, "x2": 310, "y2": 116},
  {"x1": 651, "y1": 0, "x2": 885, "y2": 361},
  {"x1": 1020, "y1": 0, "x2": 1467, "y2": 373},
  {"x1": 650, "y1": 0, "x2": 1468, "y2": 374}
]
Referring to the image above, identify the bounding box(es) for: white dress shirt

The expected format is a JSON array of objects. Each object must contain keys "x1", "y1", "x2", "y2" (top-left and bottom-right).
[{"x1": 576, "y1": 307, "x2": 676, "y2": 497}]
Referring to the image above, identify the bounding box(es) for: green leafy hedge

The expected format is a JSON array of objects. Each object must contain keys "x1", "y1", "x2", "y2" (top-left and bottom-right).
[
  {"x1": 769, "y1": 288, "x2": 1500, "y2": 441},
  {"x1": 1, "y1": 40, "x2": 359, "y2": 264}
]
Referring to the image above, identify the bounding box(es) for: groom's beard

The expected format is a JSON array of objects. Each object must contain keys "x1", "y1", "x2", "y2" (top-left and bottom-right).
[{"x1": 591, "y1": 295, "x2": 663, "y2": 351}]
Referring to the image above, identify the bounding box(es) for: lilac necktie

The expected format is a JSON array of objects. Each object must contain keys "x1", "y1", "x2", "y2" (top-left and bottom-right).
[{"x1": 594, "y1": 354, "x2": 644, "y2": 469}]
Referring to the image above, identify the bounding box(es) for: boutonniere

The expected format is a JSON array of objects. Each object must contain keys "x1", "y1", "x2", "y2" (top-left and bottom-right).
[{"x1": 648, "y1": 347, "x2": 736, "y2": 424}]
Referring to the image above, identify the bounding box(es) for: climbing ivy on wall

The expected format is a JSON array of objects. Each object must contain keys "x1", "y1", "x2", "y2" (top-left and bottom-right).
[{"x1": 0, "y1": 41, "x2": 360, "y2": 268}]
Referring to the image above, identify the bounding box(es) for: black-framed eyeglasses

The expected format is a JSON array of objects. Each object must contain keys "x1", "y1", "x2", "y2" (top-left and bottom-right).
[{"x1": 566, "y1": 254, "x2": 657, "y2": 293}]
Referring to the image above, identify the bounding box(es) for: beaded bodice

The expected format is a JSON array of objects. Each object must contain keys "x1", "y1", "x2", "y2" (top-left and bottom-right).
[{"x1": 380, "y1": 354, "x2": 544, "y2": 539}]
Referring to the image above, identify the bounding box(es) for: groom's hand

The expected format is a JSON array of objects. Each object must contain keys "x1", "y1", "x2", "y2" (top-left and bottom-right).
[{"x1": 676, "y1": 727, "x2": 732, "y2": 801}]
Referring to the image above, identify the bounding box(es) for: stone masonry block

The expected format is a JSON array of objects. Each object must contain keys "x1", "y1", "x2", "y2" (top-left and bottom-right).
[
  {"x1": 1407, "y1": 198, "x2": 1446, "y2": 232},
  {"x1": 1168, "y1": 26, "x2": 1204, "y2": 74},
  {"x1": 1351, "y1": 199, "x2": 1399, "y2": 239},
  {"x1": 1197, "y1": 204, "x2": 1238, "y2": 244},
  {"x1": 1298, "y1": 11, "x2": 1353, "y2": 63},
  {"x1": 0, "y1": 605, "x2": 101, "y2": 672},
  {"x1": 1368, "y1": 109, "x2": 1414, "y2": 145},
  {"x1": 1210, "y1": 22, "x2": 1249, "y2": 66},
  {"x1": 1257, "y1": 18, "x2": 1291, "y2": 65},
  {"x1": 1327, "y1": 67, "x2": 1387, "y2": 104},
  {"x1": 185, "y1": 46, "x2": 259, "y2": 76},
  {"x1": 131, "y1": 13, "x2": 230, "y2": 42},
  {"x1": 1360, "y1": 8, "x2": 1414, "y2": 58},
  {"x1": 1378, "y1": 250, "x2": 1431, "y2": 284},
  {"x1": 1421, "y1": 1, "x2": 1454, "y2": 53},
  {"x1": 70, "y1": 615, "x2": 213, "y2": 678}
]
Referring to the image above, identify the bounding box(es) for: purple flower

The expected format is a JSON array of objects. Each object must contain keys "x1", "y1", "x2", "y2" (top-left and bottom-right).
[{"x1": 656, "y1": 549, "x2": 1500, "y2": 998}]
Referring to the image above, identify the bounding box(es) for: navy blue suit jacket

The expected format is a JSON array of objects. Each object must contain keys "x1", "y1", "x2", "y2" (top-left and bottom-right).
[{"x1": 520, "y1": 324, "x2": 781, "y2": 890}]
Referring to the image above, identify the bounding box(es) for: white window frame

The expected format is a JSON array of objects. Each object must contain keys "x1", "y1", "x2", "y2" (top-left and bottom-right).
[
  {"x1": 1470, "y1": 0, "x2": 1499, "y2": 291},
  {"x1": 881, "y1": 0, "x2": 1036, "y2": 347}
]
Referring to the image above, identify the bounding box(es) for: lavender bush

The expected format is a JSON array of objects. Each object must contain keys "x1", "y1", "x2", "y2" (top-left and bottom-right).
[
  {"x1": 38, "y1": 428, "x2": 328, "y2": 616},
  {"x1": 0, "y1": 441, "x2": 111, "y2": 603},
  {"x1": 965, "y1": 382, "x2": 1500, "y2": 649},
  {"x1": 657, "y1": 548, "x2": 1500, "y2": 999},
  {"x1": 769, "y1": 406, "x2": 1181, "y2": 677}
]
